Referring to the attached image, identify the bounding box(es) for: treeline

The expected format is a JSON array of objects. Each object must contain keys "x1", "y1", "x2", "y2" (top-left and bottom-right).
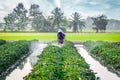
[{"x1": 1, "y1": 3, "x2": 108, "y2": 32}]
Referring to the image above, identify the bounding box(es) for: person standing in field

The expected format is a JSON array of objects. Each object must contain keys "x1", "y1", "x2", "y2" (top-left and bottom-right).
[{"x1": 57, "y1": 29, "x2": 65, "y2": 45}]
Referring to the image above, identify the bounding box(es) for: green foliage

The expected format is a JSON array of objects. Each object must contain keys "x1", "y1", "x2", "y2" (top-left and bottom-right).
[
  {"x1": 84, "y1": 41, "x2": 120, "y2": 71},
  {"x1": 3, "y1": 3, "x2": 28, "y2": 31},
  {"x1": 4, "y1": 12, "x2": 17, "y2": 31},
  {"x1": 0, "y1": 40, "x2": 6, "y2": 45},
  {"x1": 24, "y1": 41, "x2": 96, "y2": 80},
  {"x1": 52, "y1": 7, "x2": 64, "y2": 30},
  {"x1": 14, "y1": 3, "x2": 28, "y2": 31},
  {"x1": 92, "y1": 15, "x2": 108, "y2": 33},
  {"x1": 0, "y1": 40, "x2": 30, "y2": 75},
  {"x1": 24, "y1": 45, "x2": 62, "y2": 80},
  {"x1": 71, "y1": 12, "x2": 85, "y2": 32},
  {"x1": 29, "y1": 4, "x2": 45, "y2": 32},
  {"x1": 61, "y1": 42, "x2": 96, "y2": 80}
]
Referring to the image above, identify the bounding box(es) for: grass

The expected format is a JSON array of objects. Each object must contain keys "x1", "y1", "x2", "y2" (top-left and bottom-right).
[
  {"x1": 0, "y1": 32, "x2": 120, "y2": 42},
  {"x1": 67, "y1": 30, "x2": 120, "y2": 33}
]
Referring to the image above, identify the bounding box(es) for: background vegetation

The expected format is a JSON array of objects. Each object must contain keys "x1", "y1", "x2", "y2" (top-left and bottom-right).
[{"x1": 0, "y1": 3, "x2": 110, "y2": 33}]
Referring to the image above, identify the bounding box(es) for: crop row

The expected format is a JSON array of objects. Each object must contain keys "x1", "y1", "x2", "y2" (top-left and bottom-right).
[
  {"x1": 0, "y1": 39, "x2": 6, "y2": 45},
  {"x1": 24, "y1": 41, "x2": 96, "y2": 80},
  {"x1": 84, "y1": 41, "x2": 120, "y2": 75},
  {"x1": 0, "y1": 40, "x2": 30, "y2": 75}
]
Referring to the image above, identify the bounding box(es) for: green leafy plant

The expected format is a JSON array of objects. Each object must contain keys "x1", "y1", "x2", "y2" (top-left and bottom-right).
[
  {"x1": 0, "y1": 39, "x2": 6, "y2": 45},
  {"x1": 84, "y1": 41, "x2": 120, "y2": 74},
  {"x1": 0, "y1": 40, "x2": 30, "y2": 75},
  {"x1": 24, "y1": 41, "x2": 97, "y2": 80}
]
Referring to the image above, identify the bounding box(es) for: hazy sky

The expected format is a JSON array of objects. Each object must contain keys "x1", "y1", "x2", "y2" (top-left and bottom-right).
[{"x1": 0, "y1": 0, "x2": 120, "y2": 22}]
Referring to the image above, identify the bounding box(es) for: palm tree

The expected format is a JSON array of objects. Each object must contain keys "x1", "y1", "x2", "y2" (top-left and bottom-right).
[
  {"x1": 51, "y1": 7, "x2": 64, "y2": 31},
  {"x1": 71, "y1": 12, "x2": 85, "y2": 32}
]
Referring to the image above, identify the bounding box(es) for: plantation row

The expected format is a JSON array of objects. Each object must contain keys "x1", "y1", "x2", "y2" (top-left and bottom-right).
[
  {"x1": 0, "y1": 40, "x2": 30, "y2": 75},
  {"x1": 84, "y1": 41, "x2": 120, "y2": 76},
  {"x1": 24, "y1": 41, "x2": 97, "y2": 80},
  {"x1": 0, "y1": 40, "x2": 6, "y2": 45}
]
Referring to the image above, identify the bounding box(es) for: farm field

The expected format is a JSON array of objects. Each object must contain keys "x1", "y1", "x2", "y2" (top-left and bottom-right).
[
  {"x1": 1, "y1": 40, "x2": 120, "y2": 80},
  {"x1": 84, "y1": 41, "x2": 120, "y2": 76},
  {"x1": 67, "y1": 30, "x2": 120, "y2": 33},
  {"x1": 24, "y1": 41, "x2": 97, "y2": 80},
  {"x1": 1, "y1": 0, "x2": 120, "y2": 80},
  {"x1": 0, "y1": 40, "x2": 30, "y2": 76},
  {"x1": 0, "y1": 32, "x2": 120, "y2": 42}
]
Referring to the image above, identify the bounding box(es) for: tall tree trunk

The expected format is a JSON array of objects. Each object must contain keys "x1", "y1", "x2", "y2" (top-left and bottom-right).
[
  {"x1": 3, "y1": 26, "x2": 6, "y2": 32},
  {"x1": 96, "y1": 28, "x2": 98, "y2": 33},
  {"x1": 57, "y1": 22, "x2": 60, "y2": 29},
  {"x1": 3, "y1": 28, "x2": 6, "y2": 32}
]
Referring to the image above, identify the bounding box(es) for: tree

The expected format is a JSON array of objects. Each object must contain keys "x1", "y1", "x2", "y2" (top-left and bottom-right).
[
  {"x1": 0, "y1": 23, "x2": 1, "y2": 27},
  {"x1": 4, "y1": 12, "x2": 16, "y2": 31},
  {"x1": 71, "y1": 12, "x2": 85, "y2": 32},
  {"x1": 0, "y1": 23, "x2": 4, "y2": 31},
  {"x1": 92, "y1": 15, "x2": 108, "y2": 33},
  {"x1": 3, "y1": 17, "x2": 8, "y2": 31},
  {"x1": 46, "y1": 16, "x2": 55, "y2": 31},
  {"x1": 29, "y1": 4, "x2": 44, "y2": 31},
  {"x1": 61, "y1": 17, "x2": 69, "y2": 25},
  {"x1": 41, "y1": 19, "x2": 50, "y2": 32},
  {"x1": 41, "y1": 16, "x2": 56, "y2": 32},
  {"x1": 14, "y1": 3, "x2": 28, "y2": 31},
  {"x1": 51, "y1": 7, "x2": 64, "y2": 31}
]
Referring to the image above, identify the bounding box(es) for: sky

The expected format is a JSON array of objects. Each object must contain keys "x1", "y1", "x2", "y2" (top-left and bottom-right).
[{"x1": 0, "y1": 0, "x2": 120, "y2": 22}]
